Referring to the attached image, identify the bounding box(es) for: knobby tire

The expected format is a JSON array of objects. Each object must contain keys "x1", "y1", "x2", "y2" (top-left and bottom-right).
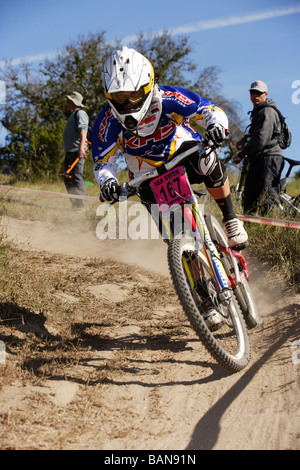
[
  {"x1": 167, "y1": 236, "x2": 251, "y2": 373},
  {"x1": 205, "y1": 215, "x2": 260, "y2": 329}
]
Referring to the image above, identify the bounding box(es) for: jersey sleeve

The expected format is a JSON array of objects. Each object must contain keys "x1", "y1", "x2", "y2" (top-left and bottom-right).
[
  {"x1": 93, "y1": 159, "x2": 118, "y2": 187},
  {"x1": 77, "y1": 110, "x2": 89, "y2": 131},
  {"x1": 161, "y1": 86, "x2": 228, "y2": 131},
  {"x1": 91, "y1": 106, "x2": 123, "y2": 186}
]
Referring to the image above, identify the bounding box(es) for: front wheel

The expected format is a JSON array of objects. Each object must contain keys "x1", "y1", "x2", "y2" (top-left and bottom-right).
[{"x1": 167, "y1": 236, "x2": 251, "y2": 373}]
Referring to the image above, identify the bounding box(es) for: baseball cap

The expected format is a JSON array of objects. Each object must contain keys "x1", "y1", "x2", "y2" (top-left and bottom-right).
[
  {"x1": 249, "y1": 80, "x2": 268, "y2": 93},
  {"x1": 66, "y1": 91, "x2": 84, "y2": 107}
]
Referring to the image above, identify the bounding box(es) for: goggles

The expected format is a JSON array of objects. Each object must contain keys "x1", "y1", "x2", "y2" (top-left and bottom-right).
[{"x1": 110, "y1": 89, "x2": 144, "y2": 104}]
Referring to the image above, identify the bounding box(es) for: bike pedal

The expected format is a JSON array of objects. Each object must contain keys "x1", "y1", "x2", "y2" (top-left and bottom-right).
[{"x1": 232, "y1": 240, "x2": 249, "y2": 251}]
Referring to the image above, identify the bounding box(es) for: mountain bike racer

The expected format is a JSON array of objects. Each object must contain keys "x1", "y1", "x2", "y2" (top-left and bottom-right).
[{"x1": 91, "y1": 46, "x2": 248, "y2": 249}]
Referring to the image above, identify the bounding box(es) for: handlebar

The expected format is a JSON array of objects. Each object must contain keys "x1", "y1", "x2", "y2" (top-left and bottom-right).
[
  {"x1": 119, "y1": 141, "x2": 213, "y2": 199},
  {"x1": 283, "y1": 157, "x2": 300, "y2": 178}
]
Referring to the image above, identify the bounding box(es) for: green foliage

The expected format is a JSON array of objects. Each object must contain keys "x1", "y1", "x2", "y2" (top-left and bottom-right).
[
  {"x1": 0, "y1": 32, "x2": 110, "y2": 179},
  {"x1": 132, "y1": 31, "x2": 196, "y2": 86},
  {"x1": 0, "y1": 30, "x2": 245, "y2": 181},
  {"x1": 189, "y1": 65, "x2": 245, "y2": 161}
]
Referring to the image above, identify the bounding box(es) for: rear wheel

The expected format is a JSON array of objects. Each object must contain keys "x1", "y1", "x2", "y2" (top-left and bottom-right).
[
  {"x1": 168, "y1": 236, "x2": 251, "y2": 372},
  {"x1": 205, "y1": 215, "x2": 260, "y2": 329}
]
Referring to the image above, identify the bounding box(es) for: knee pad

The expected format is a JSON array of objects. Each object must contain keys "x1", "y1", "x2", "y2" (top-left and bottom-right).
[{"x1": 197, "y1": 151, "x2": 227, "y2": 188}]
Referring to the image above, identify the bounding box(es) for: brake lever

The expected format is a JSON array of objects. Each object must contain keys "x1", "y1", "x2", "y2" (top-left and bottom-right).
[{"x1": 109, "y1": 183, "x2": 137, "y2": 206}]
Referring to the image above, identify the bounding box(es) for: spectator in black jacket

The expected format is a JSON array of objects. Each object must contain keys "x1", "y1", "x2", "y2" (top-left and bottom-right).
[{"x1": 233, "y1": 80, "x2": 284, "y2": 214}]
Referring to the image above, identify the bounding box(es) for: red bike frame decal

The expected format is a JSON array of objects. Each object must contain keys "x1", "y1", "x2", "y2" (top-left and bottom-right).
[
  {"x1": 218, "y1": 245, "x2": 249, "y2": 287},
  {"x1": 183, "y1": 206, "x2": 197, "y2": 232}
]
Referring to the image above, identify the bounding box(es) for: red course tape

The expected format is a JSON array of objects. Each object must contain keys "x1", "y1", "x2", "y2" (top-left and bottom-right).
[{"x1": 1, "y1": 185, "x2": 299, "y2": 229}]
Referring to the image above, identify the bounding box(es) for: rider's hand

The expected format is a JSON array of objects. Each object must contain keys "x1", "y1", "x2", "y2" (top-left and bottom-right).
[
  {"x1": 205, "y1": 124, "x2": 226, "y2": 147},
  {"x1": 232, "y1": 153, "x2": 244, "y2": 165},
  {"x1": 100, "y1": 179, "x2": 120, "y2": 202}
]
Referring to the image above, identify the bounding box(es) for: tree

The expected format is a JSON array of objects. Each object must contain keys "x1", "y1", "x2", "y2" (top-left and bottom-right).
[
  {"x1": 130, "y1": 31, "x2": 196, "y2": 86},
  {"x1": 0, "y1": 31, "x2": 111, "y2": 180},
  {"x1": 0, "y1": 30, "x2": 243, "y2": 181},
  {"x1": 189, "y1": 65, "x2": 244, "y2": 161}
]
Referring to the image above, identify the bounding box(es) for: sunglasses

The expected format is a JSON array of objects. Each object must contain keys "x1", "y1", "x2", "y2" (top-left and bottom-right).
[{"x1": 250, "y1": 90, "x2": 266, "y2": 96}]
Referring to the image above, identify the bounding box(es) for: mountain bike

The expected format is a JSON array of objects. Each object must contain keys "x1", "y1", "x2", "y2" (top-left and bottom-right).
[
  {"x1": 277, "y1": 157, "x2": 300, "y2": 216},
  {"x1": 234, "y1": 156, "x2": 300, "y2": 217},
  {"x1": 111, "y1": 142, "x2": 259, "y2": 373}
]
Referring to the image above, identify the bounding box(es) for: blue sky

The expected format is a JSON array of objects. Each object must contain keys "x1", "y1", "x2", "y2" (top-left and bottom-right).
[{"x1": 0, "y1": 0, "x2": 300, "y2": 175}]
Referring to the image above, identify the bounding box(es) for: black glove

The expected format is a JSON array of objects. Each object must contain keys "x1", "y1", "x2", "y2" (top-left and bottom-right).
[
  {"x1": 206, "y1": 124, "x2": 226, "y2": 147},
  {"x1": 100, "y1": 179, "x2": 120, "y2": 202}
]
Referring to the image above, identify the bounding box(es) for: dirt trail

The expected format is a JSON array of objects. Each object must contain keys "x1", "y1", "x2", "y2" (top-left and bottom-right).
[{"x1": 0, "y1": 213, "x2": 299, "y2": 450}]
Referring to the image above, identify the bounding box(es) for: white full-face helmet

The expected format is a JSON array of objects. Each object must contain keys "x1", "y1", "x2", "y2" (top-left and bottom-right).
[{"x1": 102, "y1": 46, "x2": 155, "y2": 133}]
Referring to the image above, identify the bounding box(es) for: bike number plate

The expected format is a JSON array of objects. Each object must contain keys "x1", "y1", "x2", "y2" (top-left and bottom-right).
[{"x1": 150, "y1": 166, "x2": 192, "y2": 212}]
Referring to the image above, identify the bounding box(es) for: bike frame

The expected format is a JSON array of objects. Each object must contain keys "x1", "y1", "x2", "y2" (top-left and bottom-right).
[
  {"x1": 278, "y1": 192, "x2": 300, "y2": 214},
  {"x1": 121, "y1": 143, "x2": 248, "y2": 298},
  {"x1": 181, "y1": 198, "x2": 231, "y2": 292}
]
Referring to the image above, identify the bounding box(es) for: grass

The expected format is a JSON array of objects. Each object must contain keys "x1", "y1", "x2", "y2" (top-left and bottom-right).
[
  {"x1": 245, "y1": 220, "x2": 299, "y2": 287},
  {"x1": 285, "y1": 177, "x2": 300, "y2": 197},
  {"x1": 228, "y1": 168, "x2": 300, "y2": 290},
  {"x1": 1, "y1": 170, "x2": 299, "y2": 290},
  {"x1": 0, "y1": 173, "x2": 100, "y2": 231}
]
